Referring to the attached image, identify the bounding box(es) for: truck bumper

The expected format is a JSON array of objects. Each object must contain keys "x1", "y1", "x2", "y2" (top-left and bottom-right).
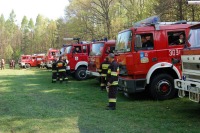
[
  {"x1": 19, "y1": 62, "x2": 25, "y2": 67},
  {"x1": 175, "y1": 79, "x2": 200, "y2": 93},
  {"x1": 118, "y1": 77, "x2": 146, "y2": 93},
  {"x1": 175, "y1": 79, "x2": 200, "y2": 102},
  {"x1": 86, "y1": 70, "x2": 100, "y2": 77},
  {"x1": 46, "y1": 63, "x2": 52, "y2": 68}
]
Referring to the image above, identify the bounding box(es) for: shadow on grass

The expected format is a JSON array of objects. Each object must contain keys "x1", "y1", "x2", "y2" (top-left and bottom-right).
[{"x1": 1, "y1": 68, "x2": 200, "y2": 133}]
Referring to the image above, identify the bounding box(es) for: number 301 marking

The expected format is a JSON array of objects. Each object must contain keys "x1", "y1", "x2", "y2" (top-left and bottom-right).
[{"x1": 169, "y1": 49, "x2": 180, "y2": 56}]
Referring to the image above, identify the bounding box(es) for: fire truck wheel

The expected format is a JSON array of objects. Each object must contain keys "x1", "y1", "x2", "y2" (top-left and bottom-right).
[
  {"x1": 150, "y1": 74, "x2": 176, "y2": 100},
  {"x1": 25, "y1": 64, "x2": 30, "y2": 68},
  {"x1": 75, "y1": 67, "x2": 88, "y2": 80}
]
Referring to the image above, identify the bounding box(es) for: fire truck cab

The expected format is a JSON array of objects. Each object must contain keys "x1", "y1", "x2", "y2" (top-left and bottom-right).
[
  {"x1": 175, "y1": 24, "x2": 200, "y2": 103},
  {"x1": 60, "y1": 43, "x2": 91, "y2": 80},
  {"x1": 87, "y1": 40, "x2": 115, "y2": 77},
  {"x1": 45, "y1": 48, "x2": 59, "y2": 69},
  {"x1": 115, "y1": 16, "x2": 197, "y2": 100}
]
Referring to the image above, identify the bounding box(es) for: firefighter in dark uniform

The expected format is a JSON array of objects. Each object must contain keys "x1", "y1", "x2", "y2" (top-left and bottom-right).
[
  {"x1": 52, "y1": 56, "x2": 58, "y2": 83},
  {"x1": 56, "y1": 56, "x2": 67, "y2": 83},
  {"x1": 106, "y1": 53, "x2": 119, "y2": 110},
  {"x1": 99, "y1": 57, "x2": 110, "y2": 91},
  {"x1": 63, "y1": 57, "x2": 69, "y2": 81}
]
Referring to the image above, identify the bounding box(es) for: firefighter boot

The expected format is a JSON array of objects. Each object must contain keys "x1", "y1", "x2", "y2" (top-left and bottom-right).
[{"x1": 106, "y1": 102, "x2": 116, "y2": 110}]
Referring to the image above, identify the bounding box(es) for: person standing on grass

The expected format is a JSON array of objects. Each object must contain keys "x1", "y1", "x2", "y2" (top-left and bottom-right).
[
  {"x1": 99, "y1": 57, "x2": 110, "y2": 91},
  {"x1": 1, "y1": 59, "x2": 5, "y2": 70},
  {"x1": 56, "y1": 56, "x2": 67, "y2": 83},
  {"x1": 106, "y1": 53, "x2": 119, "y2": 110},
  {"x1": 52, "y1": 56, "x2": 58, "y2": 83}
]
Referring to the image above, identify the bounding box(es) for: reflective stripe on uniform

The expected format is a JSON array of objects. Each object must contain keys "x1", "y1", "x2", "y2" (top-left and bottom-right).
[
  {"x1": 111, "y1": 81, "x2": 118, "y2": 85},
  {"x1": 100, "y1": 83, "x2": 105, "y2": 86},
  {"x1": 52, "y1": 70, "x2": 57, "y2": 72},
  {"x1": 52, "y1": 79, "x2": 57, "y2": 81},
  {"x1": 109, "y1": 98, "x2": 116, "y2": 102},
  {"x1": 111, "y1": 72, "x2": 118, "y2": 76},
  {"x1": 99, "y1": 69, "x2": 102, "y2": 72},
  {"x1": 102, "y1": 64, "x2": 109, "y2": 69},
  {"x1": 58, "y1": 69, "x2": 66, "y2": 72},
  {"x1": 101, "y1": 74, "x2": 107, "y2": 77},
  {"x1": 57, "y1": 63, "x2": 63, "y2": 67},
  {"x1": 65, "y1": 77, "x2": 68, "y2": 80},
  {"x1": 106, "y1": 86, "x2": 109, "y2": 92},
  {"x1": 107, "y1": 69, "x2": 111, "y2": 74}
]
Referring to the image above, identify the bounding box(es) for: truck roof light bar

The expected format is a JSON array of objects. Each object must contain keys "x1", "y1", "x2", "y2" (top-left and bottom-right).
[
  {"x1": 133, "y1": 16, "x2": 200, "y2": 30},
  {"x1": 133, "y1": 16, "x2": 160, "y2": 28}
]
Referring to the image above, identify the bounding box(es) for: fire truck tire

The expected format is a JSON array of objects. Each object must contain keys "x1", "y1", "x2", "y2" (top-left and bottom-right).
[
  {"x1": 25, "y1": 64, "x2": 30, "y2": 68},
  {"x1": 75, "y1": 67, "x2": 88, "y2": 80},
  {"x1": 150, "y1": 74, "x2": 176, "y2": 100}
]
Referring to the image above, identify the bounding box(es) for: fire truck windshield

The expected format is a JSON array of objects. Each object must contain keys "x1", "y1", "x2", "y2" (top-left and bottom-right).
[
  {"x1": 188, "y1": 28, "x2": 200, "y2": 48},
  {"x1": 116, "y1": 30, "x2": 132, "y2": 52},
  {"x1": 60, "y1": 46, "x2": 72, "y2": 55},
  {"x1": 90, "y1": 43, "x2": 104, "y2": 56}
]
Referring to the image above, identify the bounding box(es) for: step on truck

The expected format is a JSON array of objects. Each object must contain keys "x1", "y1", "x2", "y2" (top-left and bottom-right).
[
  {"x1": 87, "y1": 40, "x2": 115, "y2": 77},
  {"x1": 60, "y1": 38, "x2": 91, "y2": 80},
  {"x1": 115, "y1": 16, "x2": 198, "y2": 100},
  {"x1": 175, "y1": 24, "x2": 200, "y2": 103}
]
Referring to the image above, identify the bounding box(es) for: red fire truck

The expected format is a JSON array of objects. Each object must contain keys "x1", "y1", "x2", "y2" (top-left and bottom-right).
[
  {"x1": 19, "y1": 54, "x2": 46, "y2": 68},
  {"x1": 35, "y1": 53, "x2": 46, "y2": 67},
  {"x1": 19, "y1": 55, "x2": 37, "y2": 68},
  {"x1": 175, "y1": 23, "x2": 200, "y2": 103},
  {"x1": 44, "y1": 48, "x2": 59, "y2": 69},
  {"x1": 115, "y1": 16, "x2": 198, "y2": 100},
  {"x1": 60, "y1": 38, "x2": 91, "y2": 80},
  {"x1": 87, "y1": 40, "x2": 115, "y2": 77}
]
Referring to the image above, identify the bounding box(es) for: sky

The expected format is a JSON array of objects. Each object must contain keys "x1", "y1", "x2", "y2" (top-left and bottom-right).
[{"x1": 0, "y1": 0, "x2": 69, "y2": 24}]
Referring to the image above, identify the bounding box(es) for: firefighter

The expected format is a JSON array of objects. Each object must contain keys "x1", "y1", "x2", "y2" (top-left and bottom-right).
[
  {"x1": 63, "y1": 56, "x2": 69, "y2": 81},
  {"x1": 56, "y1": 56, "x2": 67, "y2": 83},
  {"x1": 52, "y1": 57, "x2": 58, "y2": 83},
  {"x1": 1, "y1": 59, "x2": 5, "y2": 70},
  {"x1": 99, "y1": 57, "x2": 110, "y2": 91},
  {"x1": 106, "y1": 53, "x2": 119, "y2": 110}
]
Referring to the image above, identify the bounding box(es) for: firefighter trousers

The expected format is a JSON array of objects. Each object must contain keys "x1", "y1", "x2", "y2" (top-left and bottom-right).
[
  {"x1": 58, "y1": 70, "x2": 67, "y2": 82},
  {"x1": 108, "y1": 85, "x2": 117, "y2": 108},
  {"x1": 100, "y1": 76, "x2": 107, "y2": 90},
  {"x1": 52, "y1": 71, "x2": 57, "y2": 82}
]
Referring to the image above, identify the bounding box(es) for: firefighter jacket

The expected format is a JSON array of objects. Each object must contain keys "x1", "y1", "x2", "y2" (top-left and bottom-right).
[
  {"x1": 56, "y1": 60, "x2": 66, "y2": 72},
  {"x1": 99, "y1": 61, "x2": 110, "y2": 77},
  {"x1": 52, "y1": 60, "x2": 57, "y2": 73},
  {"x1": 107, "y1": 60, "x2": 119, "y2": 86}
]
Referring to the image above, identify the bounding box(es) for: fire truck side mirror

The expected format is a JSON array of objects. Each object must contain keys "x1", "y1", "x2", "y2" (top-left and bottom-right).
[
  {"x1": 172, "y1": 58, "x2": 180, "y2": 65},
  {"x1": 135, "y1": 35, "x2": 142, "y2": 51}
]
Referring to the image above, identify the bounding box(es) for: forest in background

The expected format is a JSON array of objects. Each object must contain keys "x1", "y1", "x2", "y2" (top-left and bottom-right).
[{"x1": 0, "y1": 0, "x2": 200, "y2": 61}]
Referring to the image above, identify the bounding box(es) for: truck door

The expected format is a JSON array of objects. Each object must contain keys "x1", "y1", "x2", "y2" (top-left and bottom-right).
[
  {"x1": 166, "y1": 30, "x2": 185, "y2": 62},
  {"x1": 133, "y1": 33, "x2": 157, "y2": 76},
  {"x1": 71, "y1": 45, "x2": 86, "y2": 69}
]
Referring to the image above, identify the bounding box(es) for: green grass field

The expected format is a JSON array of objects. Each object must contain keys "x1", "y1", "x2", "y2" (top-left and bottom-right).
[{"x1": 0, "y1": 67, "x2": 200, "y2": 133}]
